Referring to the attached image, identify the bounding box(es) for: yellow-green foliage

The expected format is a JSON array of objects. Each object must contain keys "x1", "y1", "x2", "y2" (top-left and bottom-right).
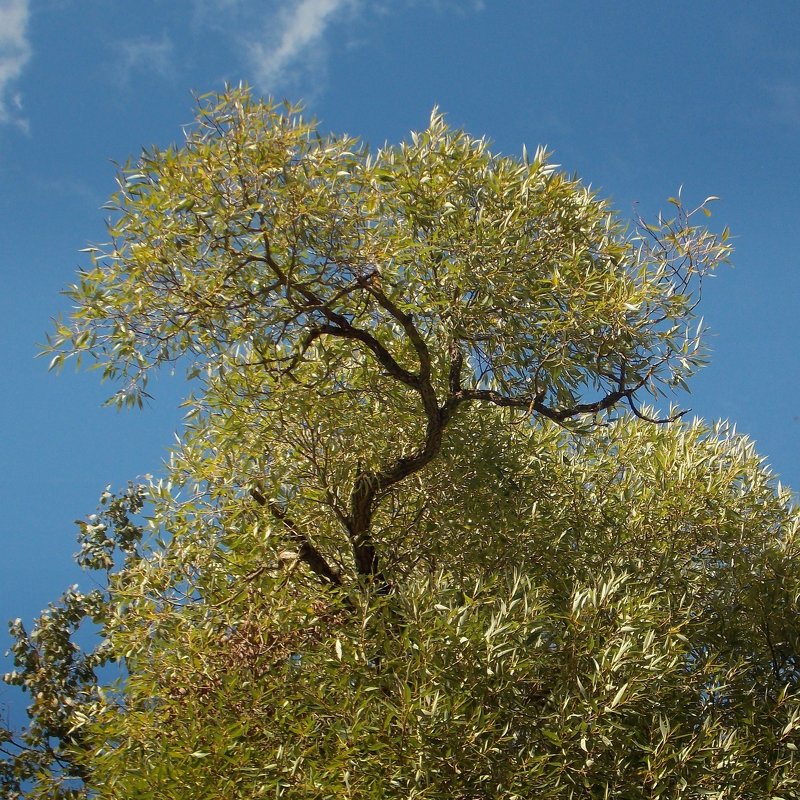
[{"x1": 9, "y1": 89, "x2": 796, "y2": 799}]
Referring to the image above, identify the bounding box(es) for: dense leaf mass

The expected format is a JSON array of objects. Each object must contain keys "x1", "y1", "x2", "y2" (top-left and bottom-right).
[{"x1": 6, "y1": 89, "x2": 799, "y2": 798}]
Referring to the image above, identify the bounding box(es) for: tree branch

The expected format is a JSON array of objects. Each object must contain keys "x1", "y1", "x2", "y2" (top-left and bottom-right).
[
  {"x1": 249, "y1": 487, "x2": 342, "y2": 586},
  {"x1": 451, "y1": 364, "x2": 679, "y2": 425},
  {"x1": 254, "y1": 251, "x2": 448, "y2": 584},
  {"x1": 259, "y1": 243, "x2": 422, "y2": 389},
  {"x1": 359, "y1": 276, "x2": 432, "y2": 382},
  {"x1": 345, "y1": 326, "x2": 443, "y2": 581}
]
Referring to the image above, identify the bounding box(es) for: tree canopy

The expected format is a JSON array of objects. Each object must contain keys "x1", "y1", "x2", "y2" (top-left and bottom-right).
[{"x1": 5, "y1": 88, "x2": 800, "y2": 799}]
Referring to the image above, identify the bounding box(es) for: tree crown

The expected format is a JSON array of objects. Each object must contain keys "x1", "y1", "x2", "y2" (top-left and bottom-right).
[{"x1": 12, "y1": 89, "x2": 795, "y2": 800}]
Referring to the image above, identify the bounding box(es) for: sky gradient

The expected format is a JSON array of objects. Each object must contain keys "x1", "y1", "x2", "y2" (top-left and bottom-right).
[{"x1": 1, "y1": 0, "x2": 799, "y2": 723}]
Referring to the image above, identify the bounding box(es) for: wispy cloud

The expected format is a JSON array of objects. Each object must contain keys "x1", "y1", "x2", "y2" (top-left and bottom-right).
[
  {"x1": 116, "y1": 32, "x2": 175, "y2": 83},
  {"x1": 246, "y1": 0, "x2": 355, "y2": 91},
  {"x1": 0, "y1": 0, "x2": 32, "y2": 127},
  {"x1": 190, "y1": 0, "x2": 483, "y2": 96}
]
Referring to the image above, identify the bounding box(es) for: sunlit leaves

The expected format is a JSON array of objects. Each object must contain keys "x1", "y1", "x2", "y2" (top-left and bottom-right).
[
  {"x1": 10, "y1": 87, "x2": 797, "y2": 798},
  {"x1": 29, "y1": 416, "x2": 798, "y2": 798},
  {"x1": 43, "y1": 87, "x2": 730, "y2": 421}
]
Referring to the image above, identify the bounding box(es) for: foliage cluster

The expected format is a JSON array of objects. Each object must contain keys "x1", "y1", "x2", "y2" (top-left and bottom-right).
[{"x1": 5, "y1": 89, "x2": 799, "y2": 798}]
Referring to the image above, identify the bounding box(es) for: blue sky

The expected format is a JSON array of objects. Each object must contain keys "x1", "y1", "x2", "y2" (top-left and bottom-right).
[{"x1": 1, "y1": 0, "x2": 799, "y2": 718}]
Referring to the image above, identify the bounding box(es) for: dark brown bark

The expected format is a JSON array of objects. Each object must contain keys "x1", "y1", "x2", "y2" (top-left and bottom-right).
[
  {"x1": 256, "y1": 241, "x2": 671, "y2": 586},
  {"x1": 249, "y1": 487, "x2": 342, "y2": 586}
]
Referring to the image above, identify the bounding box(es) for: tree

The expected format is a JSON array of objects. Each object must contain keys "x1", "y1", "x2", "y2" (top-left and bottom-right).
[{"x1": 5, "y1": 87, "x2": 799, "y2": 798}]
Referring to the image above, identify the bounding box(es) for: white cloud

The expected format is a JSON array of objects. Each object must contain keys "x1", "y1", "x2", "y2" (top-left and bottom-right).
[
  {"x1": 190, "y1": 0, "x2": 483, "y2": 96},
  {"x1": 246, "y1": 0, "x2": 355, "y2": 91},
  {"x1": 116, "y1": 32, "x2": 174, "y2": 83},
  {"x1": 0, "y1": 0, "x2": 32, "y2": 127}
]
